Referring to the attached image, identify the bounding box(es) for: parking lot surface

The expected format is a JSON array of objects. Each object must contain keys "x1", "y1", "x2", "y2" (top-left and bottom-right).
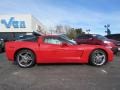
[{"x1": 0, "y1": 53, "x2": 120, "y2": 90}]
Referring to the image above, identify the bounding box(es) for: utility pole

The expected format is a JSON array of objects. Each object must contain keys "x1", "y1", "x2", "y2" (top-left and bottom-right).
[
  {"x1": 104, "y1": 24, "x2": 111, "y2": 35},
  {"x1": 86, "y1": 29, "x2": 90, "y2": 34}
]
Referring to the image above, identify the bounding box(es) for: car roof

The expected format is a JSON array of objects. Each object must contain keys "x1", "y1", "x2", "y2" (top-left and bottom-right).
[{"x1": 41, "y1": 35, "x2": 59, "y2": 37}]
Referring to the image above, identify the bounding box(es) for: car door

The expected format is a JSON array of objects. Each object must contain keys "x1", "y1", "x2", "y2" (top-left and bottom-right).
[{"x1": 39, "y1": 36, "x2": 82, "y2": 63}]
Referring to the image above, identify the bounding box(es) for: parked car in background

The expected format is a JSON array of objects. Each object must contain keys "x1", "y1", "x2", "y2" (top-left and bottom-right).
[
  {"x1": 15, "y1": 32, "x2": 41, "y2": 41},
  {"x1": 105, "y1": 34, "x2": 120, "y2": 51},
  {"x1": 105, "y1": 34, "x2": 120, "y2": 41},
  {"x1": 0, "y1": 32, "x2": 41, "y2": 52},
  {"x1": 0, "y1": 33, "x2": 27, "y2": 52},
  {"x1": 15, "y1": 35, "x2": 38, "y2": 41},
  {"x1": 5, "y1": 35, "x2": 113, "y2": 68},
  {"x1": 75, "y1": 34, "x2": 118, "y2": 54},
  {"x1": 0, "y1": 39, "x2": 4, "y2": 52}
]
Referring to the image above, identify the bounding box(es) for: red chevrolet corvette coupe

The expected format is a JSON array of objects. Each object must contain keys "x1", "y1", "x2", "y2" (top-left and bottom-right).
[{"x1": 5, "y1": 35, "x2": 114, "y2": 68}]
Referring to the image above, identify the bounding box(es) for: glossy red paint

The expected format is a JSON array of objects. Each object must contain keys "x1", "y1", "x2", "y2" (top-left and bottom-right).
[{"x1": 5, "y1": 35, "x2": 114, "y2": 64}]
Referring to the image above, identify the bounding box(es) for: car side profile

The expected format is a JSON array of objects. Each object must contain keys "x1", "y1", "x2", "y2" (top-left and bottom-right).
[
  {"x1": 5, "y1": 35, "x2": 114, "y2": 68},
  {"x1": 75, "y1": 34, "x2": 118, "y2": 54},
  {"x1": 0, "y1": 39, "x2": 5, "y2": 52}
]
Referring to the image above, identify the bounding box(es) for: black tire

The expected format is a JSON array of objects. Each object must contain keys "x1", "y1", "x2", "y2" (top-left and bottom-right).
[
  {"x1": 15, "y1": 49, "x2": 35, "y2": 68},
  {"x1": 0, "y1": 48, "x2": 4, "y2": 53},
  {"x1": 89, "y1": 49, "x2": 107, "y2": 66},
  {"x1": 2, "y1": 48, "x2": 4, "y2": 52},
  {"x1": 0, "y1": 48, "x2": 2, "y2": 53}
]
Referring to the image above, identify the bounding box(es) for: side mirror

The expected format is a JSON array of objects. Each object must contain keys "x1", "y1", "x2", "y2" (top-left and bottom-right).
[{"x1": 61, "y1": 42, "x2": 68, "y2": 47}]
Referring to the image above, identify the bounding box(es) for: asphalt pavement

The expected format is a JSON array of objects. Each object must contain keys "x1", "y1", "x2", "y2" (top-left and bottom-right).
[{"x1": 0, "y1": 53, "x2": 120, "y2": 90}]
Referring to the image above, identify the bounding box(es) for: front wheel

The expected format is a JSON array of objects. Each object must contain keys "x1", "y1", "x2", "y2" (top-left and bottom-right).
[
  {"x1": 15, "y1": 49, "x2": 35, "y2": 68},
  {"x1": 89, "y1": 49, "x2": 107, "y2": 66}
]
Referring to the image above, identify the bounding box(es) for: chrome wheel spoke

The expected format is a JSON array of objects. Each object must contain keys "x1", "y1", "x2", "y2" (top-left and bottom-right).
[
  {"x1": 17, "y1": 51, "x2": 33, "y2": 67},
  {"x1": 19, "y1": 54, "x2": 25, "y2": 59},
  {"x1": 27, "y1": 56, "x2": 32, "y2": 61},
  {"x1": 19, "y1": 59, "x2": 25, "y2": 63},
  {"x1": 92, "y1": 50, "x2": 106, "y2": 66}
]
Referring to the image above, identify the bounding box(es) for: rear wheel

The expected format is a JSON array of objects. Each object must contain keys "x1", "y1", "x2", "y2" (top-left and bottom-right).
[
  {"x1": 89, "y1": 49, "x2": 107, "y2": 66},
  {"x1": 15, "y1": 49, "x2": 35, "y2": 68}
]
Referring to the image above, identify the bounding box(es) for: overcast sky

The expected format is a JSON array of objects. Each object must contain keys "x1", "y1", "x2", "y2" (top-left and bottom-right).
[{"x1": 0, "y1": 0, "x2": 120, "y2": 35}]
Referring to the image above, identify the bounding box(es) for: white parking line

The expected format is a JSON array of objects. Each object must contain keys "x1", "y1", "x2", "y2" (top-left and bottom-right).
[
  {"x1": 101, "y1": 69, "x2": 108, "y2": 74},
  {"x1": 12, "y1": 71, "x2": 19, "y2": 75}
]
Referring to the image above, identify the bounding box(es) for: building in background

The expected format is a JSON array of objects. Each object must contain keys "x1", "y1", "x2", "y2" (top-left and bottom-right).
[{"x1": 0, "y1": 14, "x2": 45, "y2": 40}]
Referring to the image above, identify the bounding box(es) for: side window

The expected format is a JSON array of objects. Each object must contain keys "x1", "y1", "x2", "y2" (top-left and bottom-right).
[
  {"x1": 79, "y1": 36, "x2": 84, "y2": 39},
  {"x1": 77, "y1": 36, "x2": 85, "y2": 39},
  {"x1": 82, "y1": 36, "x2": 87, "y2": 39},
  {"x1": 44, "y1": 37, "x2": 63, "y2": 45},
  {"x1": 85, "y1": 35, "x2": 92, "y2": 39},
  {"x1": 81, "y1": 35, "x2": 92, "y2": 39}
]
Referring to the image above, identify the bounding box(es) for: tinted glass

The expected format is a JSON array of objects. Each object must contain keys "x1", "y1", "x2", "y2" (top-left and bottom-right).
[
  {"x1": 44, "y1": 36, "x2": 76, "y2": 45},
  {"x1": 93, "y1": 35, "x2": 108, "y2": 40},
  {"x1": 16, "y1": 35, "x2": 38, "y2": 42},
  {"x1": 76, "y1": 35, "x2": 92, "y2": 39}
]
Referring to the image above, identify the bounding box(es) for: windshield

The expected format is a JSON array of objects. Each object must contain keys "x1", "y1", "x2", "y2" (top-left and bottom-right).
[
  {"x1": 60, "y1": 36, "x2": 77, "y2": 45},
  {"x1": 60, "y1": 34, "x2": 71, "y2": 40},
  {"x1": 59, "y1": 34, "x2": 76, "y2": 44},
  {"x1": 44, "y1": 36, "x2": 77, "y2": 45}
]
